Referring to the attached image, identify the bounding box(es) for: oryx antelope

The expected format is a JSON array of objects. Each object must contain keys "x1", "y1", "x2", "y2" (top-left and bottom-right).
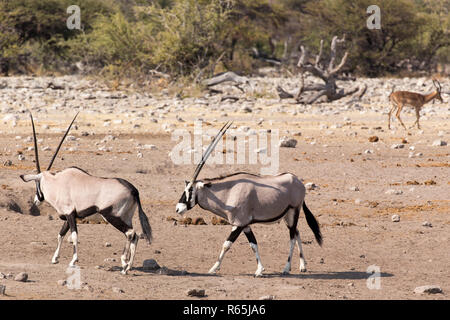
[
  {"x1": 175, "y1": 122, "x2": 322, "y2": 276},
  {"x1": 20, "y1": 113, "x2": 152, "y2": 274},
  {"x1": 388, "y1": 79, "x2": 443, "y2": 130}
]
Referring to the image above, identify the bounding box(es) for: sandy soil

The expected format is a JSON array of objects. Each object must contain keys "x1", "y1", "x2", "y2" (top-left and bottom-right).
[{"x1": 0, "y1": 78, "x2": 449, "y2": 300}]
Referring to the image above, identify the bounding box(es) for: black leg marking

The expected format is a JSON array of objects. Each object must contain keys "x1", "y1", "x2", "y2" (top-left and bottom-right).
[
  {"x1": 227, "y1": 226, "x2": 244, "y2": 243},
  {"x1": 67, "y1": 212, "x2": 77, "y2": 233},
  {"x1": 289, "y1": 207, "x2": 300, "y2": 239},
  {"x1": 59, "y1": 221, "x2": 70, "y2": 237},
  {"x1": 244, "y1": 228, "x2": 257, "y2": 245},
  {"x1": 100, "y1": 207, "x2": 131, "y2": 234}
]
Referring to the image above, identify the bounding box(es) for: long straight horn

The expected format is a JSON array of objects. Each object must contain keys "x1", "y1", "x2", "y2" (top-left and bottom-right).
[
  {"x1": 30, "y1": 112, "x2": 41, "y2": 173},
  {"x1": 46, "y1": 112, "x2": 79, "y2": 171},
  {"x1": 191, "y1": 121, "x2": 233, "y2": 181}
]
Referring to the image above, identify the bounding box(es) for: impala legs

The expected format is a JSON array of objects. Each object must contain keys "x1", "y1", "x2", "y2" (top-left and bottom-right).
[{"x1": 411, "y1": 107, "x2": 421, "y2": 129}]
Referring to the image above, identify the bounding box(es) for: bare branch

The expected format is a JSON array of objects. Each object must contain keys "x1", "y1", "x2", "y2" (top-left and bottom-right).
[{"x1": 315, "y1": 40, "x2": 324, "y2": 67}]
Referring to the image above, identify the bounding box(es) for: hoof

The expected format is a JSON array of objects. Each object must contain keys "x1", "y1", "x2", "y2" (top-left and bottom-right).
[
  {"x1": 300, "y1": 268, "x2": 307, "y2": 273},
  {"x1": 51, "y1": 259, "x2": 59, "y2": 264}
]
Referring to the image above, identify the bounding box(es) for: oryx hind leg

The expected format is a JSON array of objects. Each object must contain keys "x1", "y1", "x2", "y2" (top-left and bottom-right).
[
  {"x1": 243, "y1": 226, "x2": 265, "y2": 277},
  {"x1": 282, "y1": 207, "x2": 305, "y2": 274},
  {"x1": 100, "y1": 205, "x2": 135, "y2": 274},
  {"x1": 209, "y1": 226, "x2": 243, "y2": 274},
  {"x1": 52, "y1": 220, "x2": 70, "y2": 264},
  {"x1": 66, "y1": 212, "x2": 79, "y2": 267}
]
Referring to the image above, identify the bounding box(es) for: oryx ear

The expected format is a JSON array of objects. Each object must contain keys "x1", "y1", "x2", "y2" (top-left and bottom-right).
[
  {"x1": 185, "y1": 180, "x2": 189, "y2": 186},
  {"x1": 197, "y1": 181, "x2": 212, "y2": 189},
  {"x1": 20, "y1": 174, "x2": 39, "y2": 182}
]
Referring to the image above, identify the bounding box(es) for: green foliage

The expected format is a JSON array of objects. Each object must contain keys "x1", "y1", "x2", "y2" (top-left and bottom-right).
[{"x1": 0, "y1": 0, "x2": 448, "y2": 78}]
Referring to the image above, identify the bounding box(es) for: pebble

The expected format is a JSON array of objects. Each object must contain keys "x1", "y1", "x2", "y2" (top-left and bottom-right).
[
  {"x1": 414, "y1": 285, "x2": 442, "y2": 294},
  {"x1": 391, "y1": 215, "x2": 400, "y2": 222},
  {"x1": 259, "y1": 295, "x2": 275, "y2": 300},
  {"x1": 422, "y1": 221, "x2": 432, "y2": 227},
  {"x1": 14, "y1": 272, "x2": 28, "y2": 282},
  {"x1": 391, "y1": 144, "x2": 404, "y2": 149},
  {"x1": 279, "y1": 137, "x2": 297, "y2": 148},
  {"x1": 57, "y1": 279, "x2": 67, "y2": 286},
  {"x1": 186, "y1": 289, "x2": 206, "y2": 297},
  {"x1": 305, "y1": 182, "x2": 317, "y2": 190},
  {"x1": 105, "y1": 242, "x2": 112, "y2": 247},
  {"x1": 385, "y1": 189, "x2": 403, "y2": 195},
  {"x1": 431, "y1": 140, "x2": 447, "y2": 146},
  {"x1": 112, "y1": 287, "x2": 124, "y2": 294},
  {"x1": 143, "y1": 259, "x2": 160, "y2": 271}
]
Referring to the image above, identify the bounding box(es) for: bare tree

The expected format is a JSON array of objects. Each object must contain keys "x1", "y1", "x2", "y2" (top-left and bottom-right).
[{"x1": 292, "y1": 35, "x2": 366, "y2": 104}]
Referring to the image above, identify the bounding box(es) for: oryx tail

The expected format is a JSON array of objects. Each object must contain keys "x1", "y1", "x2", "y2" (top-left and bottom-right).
[
  {"x1": 117, "y1": 178, "x2": 152, "y2": 244},
  {"x1": 137, "y1": 195, "x2": 152, "y2": 244},
  {"x1": 302, "y1": 201, "x2": 322, "y2": 246}
]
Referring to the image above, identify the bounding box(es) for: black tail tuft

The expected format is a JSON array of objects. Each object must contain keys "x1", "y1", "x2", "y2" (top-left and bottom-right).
[
  {"x1": 137, "y1": 195, "x2": 152, "y2": 245},
  {"x1": 302, "y1": 201, "x2": 322, "y2": 246}
]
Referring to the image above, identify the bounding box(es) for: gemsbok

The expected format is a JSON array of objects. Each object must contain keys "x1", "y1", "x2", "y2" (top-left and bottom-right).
[
  {"x1": 388, "y1": 79, "x2": 443, "y2": 130},
  {"x1": 19, "y1": 112, "x2": 152, "y2": 274},
  {"x1": 175, "y1": 122, "x2": 322, "y2": 276}
]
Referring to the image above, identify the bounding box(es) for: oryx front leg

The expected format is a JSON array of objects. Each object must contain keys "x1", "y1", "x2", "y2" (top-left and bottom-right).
[
  {"x1": 209, "y1": 226, "x2": 243, "y2": 274},
  {"x1": 67, "y1": 213, "x2": 79, "y2": 267},
  {"x1": 244, "y1": 227, "x2": 265, "y2": 277},
  {"x1": 52, "y1": 221, "x2": 69, "y2": 264}
]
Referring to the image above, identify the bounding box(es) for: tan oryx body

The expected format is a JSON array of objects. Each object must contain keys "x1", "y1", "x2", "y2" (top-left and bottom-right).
[
  {"x1": 175, "y1": 123, "x2": 322, "y2": 276},
  {"x1": 20, "y1": 113, "x2": 152, "y2": 274}
]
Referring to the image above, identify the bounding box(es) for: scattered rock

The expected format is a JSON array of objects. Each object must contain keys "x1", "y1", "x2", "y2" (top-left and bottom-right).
[
  {"x1": 391, "y1": 144, "x2": 404, "y2": 149},
  {"x1": 259, "y1": 295, "x2": 275, "y2": 300},
  {"x1": 112, "y1": 287, "x2": 124, "y2": 294},
  {"x1": 305, "y1": 182, "x2": 317, "y2": 190},
  {"x1": 143, "y1": 259, "x2": 160, "y2": 271},
  {"x1": 391, "y1": 215, "x2": 400, "y2": 222},
  {"x1": 349, "y1": 186, "x2": 359, "y2": 191},
  {"x1": 279, "y1": 136, "x2": 297, "y2": 148},
  {"x1": 368, "y1": 136, "x2": 379, "y2": 142},
  {"x1": 3, "y1": 160, "x2": 12, "y2": 166},
  {"x1": 186, "y1": 289, "x2": 206, "y2": 297},
  {"x1": 414, "y1": 285, "x2": 442, "y2": 294},
  {"x1": 385, "y1": 189, "x2": 403, "y2": 195},
  {"x1": 14, "y1": 272, "x2": 28, "y2": 282},
  {"x1": 105, "y1": 242, "x2": 112, "y2": 247},
  {"x1": 57, "y1": 279, "x2": 67, "y2": 286},
  {"x1": 424, "y1": 180, "x2": 436, "y2": 185},
  {"x1": 422, "y1": 221, "x2": 432, "y2": 227},
  {"x1": 431, "y1": 140, "x2": 447, "y2": 147}
]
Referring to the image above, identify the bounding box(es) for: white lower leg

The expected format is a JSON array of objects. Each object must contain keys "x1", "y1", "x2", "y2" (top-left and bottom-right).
[
  {"x1": 69, "y1": 231, "x2": 78, "y2": 267},
  {"x1": 250, "y1": 243, "x2": 265, "y2": 277},
  {"x1": 52, "y1": 234, "x2": 64, "y2": 264},
  {"x1": 121, "y1": 230, "x2": 133, "y2": 270},
  {"x1": 283, "y1": 238, "x2": 296, "y2": 274},
  {"x1": 296, "y1": 233, "x2": 307, "y2": 272},
  {"x1": 124, "y1": 237, "x2": 138, "y2": 274},
  {"x1": 209, "y1": 240, "x2": 232, "y2": 274}
]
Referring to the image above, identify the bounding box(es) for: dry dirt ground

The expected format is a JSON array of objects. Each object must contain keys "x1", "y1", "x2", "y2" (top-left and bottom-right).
[{"x1": 0, "y1": 82, "x2": 449, "y2": 300}]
